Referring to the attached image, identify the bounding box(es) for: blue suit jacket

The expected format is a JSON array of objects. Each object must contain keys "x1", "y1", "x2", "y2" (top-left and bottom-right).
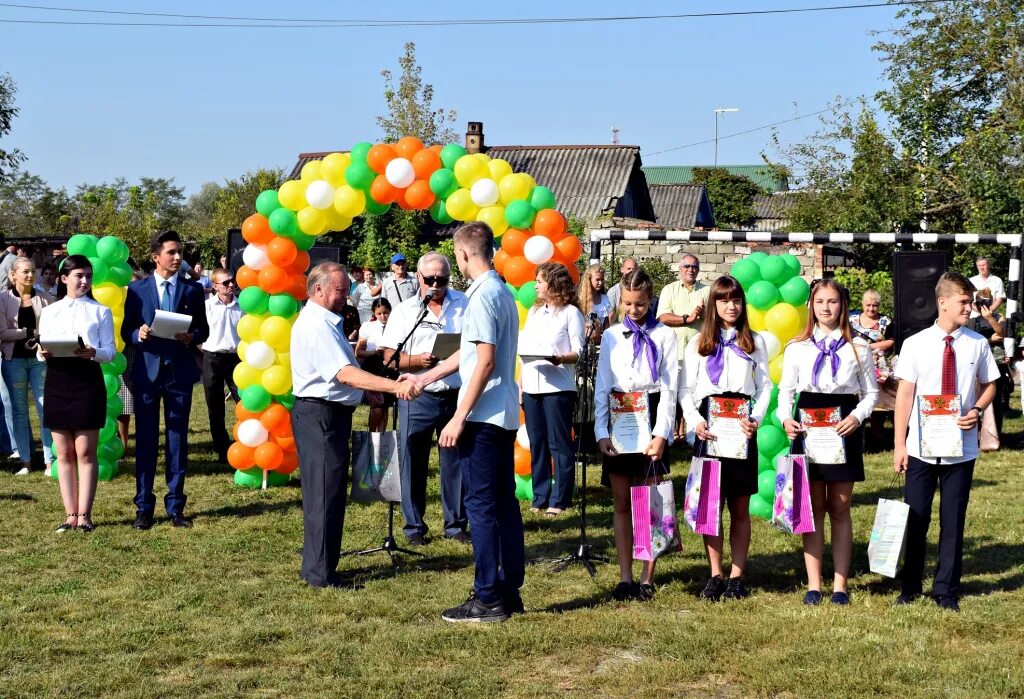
[{"x1": 122, "y1": 275, "x2": 210, "y2": 387}]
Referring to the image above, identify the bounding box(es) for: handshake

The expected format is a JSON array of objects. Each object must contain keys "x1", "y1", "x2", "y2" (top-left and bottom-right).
[{"x1": 393, "y1": 375, "x2": 423, "y2": 402}]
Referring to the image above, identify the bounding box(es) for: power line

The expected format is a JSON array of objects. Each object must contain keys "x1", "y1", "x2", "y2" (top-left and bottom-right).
[{"x1": 0, "y1": 1, "x2": 945, "y2": 28}]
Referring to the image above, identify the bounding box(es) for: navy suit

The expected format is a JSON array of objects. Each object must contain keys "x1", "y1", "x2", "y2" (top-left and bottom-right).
[{"x1": 122, "y1": 275, "x2": 209, "y2": 517}]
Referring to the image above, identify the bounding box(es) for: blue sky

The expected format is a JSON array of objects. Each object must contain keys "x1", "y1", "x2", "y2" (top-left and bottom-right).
[{"x1": 1, "y1": 1, "x2": 907, "y2": 196}]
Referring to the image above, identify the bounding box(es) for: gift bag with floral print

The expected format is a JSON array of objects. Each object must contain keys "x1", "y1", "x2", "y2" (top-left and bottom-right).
[
  {"x1": 771, "y1": 454, "x2": 815, "y2": 534},
  {"x1": 682, "y1": 453, "x2": 721, "y2": 536},
  {"x1": 631, "y1": 475, "x2": 682, "y2": 561}
]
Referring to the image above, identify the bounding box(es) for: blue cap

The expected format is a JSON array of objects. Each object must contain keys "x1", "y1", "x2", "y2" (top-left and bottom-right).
[{"x1": 390, "y1": 253, "x2": 406, "y2": 264}]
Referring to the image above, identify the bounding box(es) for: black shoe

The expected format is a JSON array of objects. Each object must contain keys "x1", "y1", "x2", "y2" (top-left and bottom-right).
[
  {"x1": 699, "y1": 575, "x2": 727, "y2": 601},
  {"x1": 803, "y1": 590, "x2": 823, "y2": 606},
  {"x1": 894, "y1": 593, "x2": 918, "y2": 606},
  {"x1": 169, "y1": 514, "x2": 192, "y2": 528},
  {"x1": 133, "y1": 512, "x2": 154, "y2": 530},
  {"x1": 441, "y1": 593, "x2": 509, "y2": 623},
  {"x1": 407, "y1": 533, "x2": 427, "y2": 546},
  {"x1": 634, "y1": 583, "x2": 656, "y2": 602},
  {"x1": 504, "y1": 594, "x2": 525, "y2": 615},
  {"x1": 830, "y1": 591, "x2": 851, "y2": 605},
  {"x1": 934, "y1": 595, "x2": 960, "y2": 612},
  {"x1": 612, "y1": 582, "x2": 635, "y2": 601},
  {"x1": 77, "y1": 512, "x2": 96, "y2": 533},
  {"x1": 723, "y1": 577, "x2": 750, "y2": 601},
  {"x1": 446, "y1": 531, "x2": 471, "y2": 544}
]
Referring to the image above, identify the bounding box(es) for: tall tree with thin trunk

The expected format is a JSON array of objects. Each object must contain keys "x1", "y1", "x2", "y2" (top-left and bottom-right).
[{"x1": 376, "y1": 42, "x2": 458, "y2": 145}]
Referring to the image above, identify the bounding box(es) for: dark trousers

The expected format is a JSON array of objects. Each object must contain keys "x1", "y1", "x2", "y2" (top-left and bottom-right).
[
  {"x1": 134, "y1": 366, "x2": 193, "y2": 516},
  {"x1": 902, "y1": 456, "x2": 975, "y2": 598},
  {"x1": 201, "y1": 351, "x2": 240, "y2": 459},
  {"x1": 523, "y1": 391, "x2": 576, "y2": 510},
  {"x1": 398, "y1": 390, "x2": 466, "y2": 538},
  {"x1": 292, "y1": 398, "x2": 354, "y2": 587},
  {"x1": 458, "y1": 422, "x2": 525, "y2": 605}
]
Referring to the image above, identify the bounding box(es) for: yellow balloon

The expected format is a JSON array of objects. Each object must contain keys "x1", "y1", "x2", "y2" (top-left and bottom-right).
[
  {"x1": 237, "y1": 314, "x2": 263, "y2": 343},
  {"x1": 261, "y1": 365, "x2": 292, "y2": 395},
  {"x1": 237, "y1": 340, "x2": 249, "y2": 363},
  {"x1": 333, "y1": 185, "x2": 366, "y2": 218},
  {"x1": 769, "y1": 355, "x2": 785, "y2": 384},
  {"x1": 300, "y1": 161, "x2": 322, "y2": 182},
  {"x1": 453, "y1": 155, "x2": 487, "y2": 188},
  {"x1": 445, "y1": 188, "x2": 479, "y2": 221},
  {"x1": 296, "y1": 206, "x2": 327, "y2": 235},
  {"x1": 278, "y1": 180, "x2": 306, "y2": 212},
  {"x1": 498, "y1": 173, "x2": 533, "y2": 205},
  {"x1": 320, "y1": 152, "x2": 350, "y2": 186},
  {"x1": 748, "y1": 306, "x2": 767, "y2": 332},
  {"x1": 276, "y1": 352, "x2": 290, "y2": 367},
  {"x1": 115, "y1": 338, "x2": 124, "y2": 352},
  {"x1": 324, "y1": 208, "x2": 353, "y2": 232},
  {"x1": 476, "y1": 205, "x2": 508, "y2": 236},
  {"x1": 93, "y1": 282, "x2": 120, "y2": 307},
  {"x1": 233, "y1": 361, "x2": 263, "y2": 390},
  {"x1": 517, "y1": 302, "x2": 528, "y2": 329},
  {"x1": 765, "y1": 303, "x2": 802, "y2": 343},
  {"x1": 487, "y1": 159, "x2": 513, "y2": 182},
  {"x1": 260, "y1": 316, "x2": 292, "y2": 351},
  {"x1": 797, "y1": 304, "x2": 809, "y2": 328},
  {"x1": 472, "y1": 153, "x2": 491, "y2": 167}
]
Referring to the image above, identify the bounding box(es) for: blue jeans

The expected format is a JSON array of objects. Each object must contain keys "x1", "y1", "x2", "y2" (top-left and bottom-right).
[
  {"x1": 1, "y1": 357, "x2": 52, "y2": 464},
  {"x1": 0, "y1": 360, "x2": 14, "y2": 455},
  {"x1": 523, "y1": 391, "x2": 577, "y2": 510}
]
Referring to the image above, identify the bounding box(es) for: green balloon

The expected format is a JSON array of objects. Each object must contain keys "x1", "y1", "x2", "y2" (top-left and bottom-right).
[
  {"x1": 106, "y1": 394, "x2": 123, "y2": 417},
  {"x1": 757, "y1": 470, "x2": 776, "y2": 500},
  {"x1": 363, "y1": 196, "x2": 391, "y2": 216},
  {"x1": 269, "y1": 294, "x2": 298, "y2": 318},
  {"x1": 100, "y1": 437, "x2": 124, "y2": 461},
  {"x1": 292, "y1": 233, "x2": 316, "y2": 251},
  {"x1": 767, "y1": 385, "x2": 780, "y2": 414},
  {"x1": 505, "y1": 282, "x2": 517, "y2": 296},
  {"x1": 747, "y1": 280, "x2": 781, "y2": 310},
  {"x1": 103, "y1": 373, "x2": 119, "y2": 398},
  {"x1": 429, "y1": 169, "x2": 458, "y2": 198},
  {"x1": 99, "y1": 417, "x2": 117, "y2": 442},
  {"x1": 748, "y1": 251, "x2": 768, "y2": 266},
  {"x1": 517, "y1": 281, "x2": 538, "y2": 307},
  {"x1": 242, "y1": 385, "x2": 272, "y2": 412},
  {"x1": 429, "y1": 199, "x2": 453, "y2": 225},
  {"x1": 350, "y1": 141, "x2": 373, "y2": 164},
  {"x1": 757, "y1": 424, "x2": 787, "y2": 457},
  {"x1": 345, "y1": 162, "x2": 375, "y2": 190},
  {"x1": 770, "y1": 411, "x2": 785, "y2": 432},
  {"x1": 514, "y1": 474, "x2": 533, "y2": 502},
  {"x1": 97, "y1": 460, "x2": 118, "y2": 482},
  {"x1": 760, "y1": 256, "x2": 791, "y2": 286},
  {"x1": 749, "y1": 495, "x2": 773, "y2": 521},
  {"x1": 731, "y1": 258, "x2": 762, "y2": 290},
  {"x1": 238, "y1": 287, "x2": 269, "y2": 314},
  {"x1": 757, "y1": 452, "x2": 773, "y2": 473},
  {"x1": 276, "y1": 392, "x2": 295, "y2": 410},
  {"x1": 96, "y1": 236, "x2": 124, "y2": 264},
  {"x1": 505, "y1": 200, "x2": 536, "y2": 229},
  {"x1": 107, "y1": 262, "x2": 132, "y2": 287},
  {"x1": 529, "y1": 186, "x2": 557, "y2": 212},
  {"x1": 779, "y1": 276, "x2": 810, "y2": 306},
  {"x1": 268, "y1": 208, "x2": 298, "y2": 236},
  {"x1": 102, "y1": 352, "x2": 127, "y2": 375},
  {"x1": 234, "y1": 466, "x2": 290, "y2": 489},
  {"x1": 781, "y1": 253, "x2": 802, "y2": 276},
  {"x1": 255, "y1": 189, "x2": 281, "y2": 217},
  {"x1": 67, "y1": 233, "x2": 98, "y2": 258},
  {"x1": 88, "y1": 257, "x2": 110, "y2": 285},
  {"x1": 440, "y1": 144, "x2": 467, "y2": 170}
]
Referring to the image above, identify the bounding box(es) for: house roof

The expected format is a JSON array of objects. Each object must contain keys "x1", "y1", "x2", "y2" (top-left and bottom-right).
[
  {"x1": 641, "y1": 165, "x2": 789, "y2": 193},
  {"x1": 752, "y1": 192, "x2": 799, "y2": 219},
  {"x1": 648, "y1": 184, "x2": 713, "y2": 229}
]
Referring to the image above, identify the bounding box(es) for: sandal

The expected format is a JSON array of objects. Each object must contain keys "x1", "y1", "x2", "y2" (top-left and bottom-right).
[
  {"x1": 529, "y1": 507, "x2": 541, "y2": 514},
  {"x1": 545, "y1": 508, "x2": 563, "y2": 517},
  {"x1": 612, "y1": 581, "x2": 635, "y2": 601},
  {"x1": 77, "y1": 512, "x2": 95, "y2": 533},
  {"x1": 56, "y1": 513, "x2": 77, "y2": 533}
]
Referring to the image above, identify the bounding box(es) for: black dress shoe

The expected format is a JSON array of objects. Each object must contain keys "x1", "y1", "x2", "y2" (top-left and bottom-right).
[
  {"x1": 446, "y1": 531, "x2": 471, "y2": 544},
  {"x1": 894, "y1": 593, "x2": 918, "y2": 606},
  {"x1": 934, "y1": 595, "x2": 960, "y2": 612},
  {"x1": 406, "y1": 533, "x2": 427, "y2": 546},
  {"x1": 441, "y1": 592, "x2": 509, "y2": 623},
  {"x1": 133, "y1": 512, "x2": 154, "y2": 530},
  {"x1": 169, "y1": 514, "x2": 192, "y2": 528}
]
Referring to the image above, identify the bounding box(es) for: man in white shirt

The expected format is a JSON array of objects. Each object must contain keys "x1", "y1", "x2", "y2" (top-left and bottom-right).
[
  {"x1": 381, "y1": 253, "x2": 419, "y2": 309},
  {"x1": 290, "y1": 262, "x2": 420, "y2": 588},
  {"x1": 969, "y1": 256, "x2": 1005, "y2": 317},
  {"x1": 380, "y1": 252, "x2": 469, "y2": 546},
  {"x1": 200, "y1": 268, "x2": 243, "y2": 464},
  {"x1": 605, "y1": 257, "x2": 637, "y2": 323}
]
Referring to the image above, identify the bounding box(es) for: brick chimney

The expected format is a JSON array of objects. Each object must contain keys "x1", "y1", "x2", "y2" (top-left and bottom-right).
[{"x1": 465, "y1": 121, "x2": 485, "y2": 154}]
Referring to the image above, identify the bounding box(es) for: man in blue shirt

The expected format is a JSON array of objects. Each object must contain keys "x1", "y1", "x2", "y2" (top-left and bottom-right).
[{"x1": 411, "y1": 222, "x2": 524, "y2": 622}]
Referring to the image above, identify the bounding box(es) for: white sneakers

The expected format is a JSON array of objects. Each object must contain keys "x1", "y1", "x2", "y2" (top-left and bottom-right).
[{"x1": 14, "y1": 466, "x2": 30, "y2": 476}]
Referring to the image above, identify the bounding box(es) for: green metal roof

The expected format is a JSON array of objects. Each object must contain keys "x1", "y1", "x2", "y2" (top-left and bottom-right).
[{"x1": 641, "y1": 165, "x2": 789, "y2": 193}]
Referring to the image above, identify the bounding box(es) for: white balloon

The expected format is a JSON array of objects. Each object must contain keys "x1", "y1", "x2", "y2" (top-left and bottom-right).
[
  {"x1": 516, "y1": 424, "x2": 530, "y2": 450},
  {"x1": 385, "y1": 158, "x2": 415, "y2": 188},
  {"x1": 470, "y1": 178, "x2": 499, "y2": 207},
  {"x1": 761, "y1": 331, "x2": 781, "y2": 361},
  {"x1": 237, "y1": 419, "x2": 269, "y2": 447},
  {"x1": 245, "y1": 341, "x2": 276, "y2": 370},
  {"x1": 305, "y1": 179, "x2": 335, "y2": 210},
  {"x1": 523, "y1": 235, "x2": 555, "y2": 265},
  {"x1": 242, "y1": 244, "x2": 269, "y2": 271}
]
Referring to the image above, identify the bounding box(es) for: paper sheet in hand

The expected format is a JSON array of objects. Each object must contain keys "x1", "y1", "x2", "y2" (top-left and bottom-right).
[
  {"x1": 918, "y1": 394, "x2": 963, "y2": 458},
  {"x1": 39, "y1": 334, "x2": 81, "y2": 358},
  {"x1": 610, "y1": 391, "x2": 651, "y2": 454},
  {"x1": 430, "y1": 333, "x2": 461, "y2": 360},
  {"x1": 799, "y1": 406, "x2": 847, "y2": 464},
  {"x1": 150, "y1": 310, "x2": 192, "y2": 339},
  {"x1": 517, "y1": 334, "x2": 557, "y2": 363},
  {"x1": 707, "y1": 396, "x2": 750, "y2": 460}
]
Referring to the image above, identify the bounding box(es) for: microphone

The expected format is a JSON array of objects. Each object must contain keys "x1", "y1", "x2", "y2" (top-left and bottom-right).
[
  {"x1": 588, "y1": 312, "x2": 598, "y2": 321},
  {"x1": 420, "y1": 287, "x2": 438, "y2": 307}
]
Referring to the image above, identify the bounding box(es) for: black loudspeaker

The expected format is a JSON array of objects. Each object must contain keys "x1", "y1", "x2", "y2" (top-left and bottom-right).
[
  {"x1": 893, "y1": 250, "x2": 950, "y2": 352},
  {"x1": 225, "y1": 228, "x2": 340, "y2": 274}
]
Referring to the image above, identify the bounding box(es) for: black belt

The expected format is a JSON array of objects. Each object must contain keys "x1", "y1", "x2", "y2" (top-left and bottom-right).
[
  {"x1": 295, "y1": 396, "x2": 356, "y2": 411},
  {"x1": 203, "y1": 349, "x2": 238, "y2": 354}
]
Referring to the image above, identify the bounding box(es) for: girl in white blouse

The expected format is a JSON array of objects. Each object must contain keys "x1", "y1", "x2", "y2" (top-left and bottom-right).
[
  {"x1": 594, "y1": 269, "x2": 678, "y2": 602},
  {"x1": 776, "y1": 279, "x2": 878, "y2": 606},
  {"x1": 37, "y1": 255, "x2": 116, "y2": 533},
  {"x1": 519, "y1": 262, "x2": 585, "y2": 516},
  {"x1": 680, "y1": 275, "x2": 771, "y2": 602},
  {"x1": 356, "y1": 298, "x2": 393, "y2": 432}
]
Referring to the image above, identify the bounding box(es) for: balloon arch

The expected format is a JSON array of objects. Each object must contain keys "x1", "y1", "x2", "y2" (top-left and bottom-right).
[{"x1": 229, "y1": 138, "x2": 584, "y2": 489}]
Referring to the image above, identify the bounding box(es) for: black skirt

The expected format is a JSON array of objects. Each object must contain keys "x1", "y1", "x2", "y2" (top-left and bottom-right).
[
  {"x1": 793, "y1": 391, "x2": 865, "y2": 482},
  {"x1": 694, "y1": 392, "x2": 758, "y2": 498},
  {"x1": 44, "y1": 358, "x2": 106, "y2": 431},
  {"x1": 602, "y1": 392, "x2": 670, "y2": 484}
]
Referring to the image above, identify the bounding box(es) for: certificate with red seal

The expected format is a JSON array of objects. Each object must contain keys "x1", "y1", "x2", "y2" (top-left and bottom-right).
[
  {"x1": 918, "y1": 394, "x2": 963, "y2": 458},
  {"x1": 610, "y1": 391, "x2": 651, "y2": 454},
  {"x1": 707, "y1": 396, "x2": 750, "y2": 460},
  {"x1": 799, "y1": 406, "x2": 846, "y2": 464}
]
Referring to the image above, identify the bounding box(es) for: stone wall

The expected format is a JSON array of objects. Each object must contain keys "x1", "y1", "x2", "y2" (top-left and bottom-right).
[{"x1": 594, "y1": 240, "x2": 824, "y2": 280}]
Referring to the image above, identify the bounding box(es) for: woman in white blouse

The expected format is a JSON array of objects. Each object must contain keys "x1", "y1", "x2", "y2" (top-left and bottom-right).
[
  {"x1": 37, "y1": 255, "x2": 116, "y2": 533},
  {"x1": 577, "y1": 264, "x2": 612, "y2": 339},
  {"x1": 680, "y1": 275, "x2": 771, "y2": 602},
  {"x1": 776, "y1": 279, "x2": 878, "y2": 606},
  {"x1": 594, "y1": 269, "x2": 678, "y2": 602},
  {"x1": 356, "y1": 297, "x2": 393, "y2": 431},
  {"x1": 518, "y1": 262, "x2": 585, "y2": 517}
]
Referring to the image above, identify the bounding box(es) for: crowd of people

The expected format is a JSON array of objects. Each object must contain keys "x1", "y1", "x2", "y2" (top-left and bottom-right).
[{"x1": 5, "y1": 226, "x2": 1017, "y2": 621}]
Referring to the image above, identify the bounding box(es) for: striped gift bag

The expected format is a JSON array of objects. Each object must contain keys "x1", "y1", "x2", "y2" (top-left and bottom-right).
[
  {"x1": 683, "y1": 455, "x2": 722, "y2": 536},
  {"x1": 631, "y1": 476, "x2": 682, "y2": 562}
]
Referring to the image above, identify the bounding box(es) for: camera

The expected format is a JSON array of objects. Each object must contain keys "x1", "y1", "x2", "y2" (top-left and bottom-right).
[{"x1": 975, "y1": 296, "x2": 992, "y2": 308}]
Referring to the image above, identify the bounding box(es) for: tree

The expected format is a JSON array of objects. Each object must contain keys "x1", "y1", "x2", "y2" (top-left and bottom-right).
[
  {"x1": 202, "y1": 168, "x2": 284, "y2": 263},
  {"x1": 0, "y1": 73, "x2": 26, "y2": 184},
  {"x1": 376, "y1": 42, "x2": 458, "y2": 145},
  {"x1": 74, "y1": 177, "x2": 186, "y2": 262},
  {"x1": 0, "y1": 170, "x2": 75, "y2": 237},
  {"x1": 691, "y1": 167, "x2": 764, "y2": 228}
]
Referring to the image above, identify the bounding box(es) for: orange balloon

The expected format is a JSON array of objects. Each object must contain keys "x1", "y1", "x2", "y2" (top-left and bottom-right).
[
  {"x1": 274, "y1": 434, "x2": 296, "y2": 452},
  {"x1": 277, "y1": 451, "x2": 299, "y2": 475},
  {"x1": 555, "y1": 235, "x2": 583, "y2": 263},
  {"x1": 227, "y1": 442, "x2": 256, "y2": 470},
  {"x1": 411, "y1": 148, "x2": 442, "y2": 179},
  {"x1": 242, "y1": 214, "x2": 274, "y2": 245},
  {"x1": 493, "y1": 249, "x2": 510, "y2": 276},
  {"x1": 287, "y1": 251, "x2": 311, "y2": 275},
  {"x1": 236, "y1": 403, "x2": 262, "y2": 422},
  {"x1": 259, "y1": 403, "x2": 290, "y2": 431},
  {"x1": 269, "y1": 419, "x2": 292, "y2": 438},
  {"x1": 394, "y1": 136, "x2": 425, "y2": 159},
  {"x1": 370, "y1": 175, "x2": 399, "y2": 204},
  {"x1": 501, "y1": 228, "x2": 530, "y2": 257},
  {"x1": 565, "y1": 262, "x2": 581, "y2": 285},
  {"x1": 503, "y1": 256, "x2": 537, "y2": 288},
  {"x1": 514, "y1": 443, "x2": 531, "y2": 476},
  {"x1": 236, "y1": 265, "x2": 259, "y2": 289},
  {"x1": 267, "y1": 237, "x2": 298, "y2": 267},
  {"x1": 534, "y1": 209, "x2": 567, "y2": 240},
  {"x1": 394, "y1": 187, "x2": 414, "y2": 210},
  {"x1": 258, "y1": 265, "x2": 289, "y2": 294},
  {"x1": 428, "y1": 144, "x2": 443, "y2": 154},
  {"x1": 367, "y1": 144, "x2": 398, "y2": 174},
  {"x1": 404, "y1": 180, "x2": 435, "y2": 209},
  {"x1": 288, "y1": 275, "x2": 308, "y2": 301},
  {"x1": 254, "y1": 441, "x2": 284, "y2": 470}
]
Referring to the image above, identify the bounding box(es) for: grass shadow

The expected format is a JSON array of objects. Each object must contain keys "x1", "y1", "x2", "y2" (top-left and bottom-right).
[{"x1": 0, "y1": 492, "x2": 36, "y2": 502}]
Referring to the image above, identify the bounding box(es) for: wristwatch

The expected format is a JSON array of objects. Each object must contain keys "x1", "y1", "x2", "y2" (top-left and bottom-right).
[{"x1": 971, "y1": 406, "x2": 984, "y2": 419}]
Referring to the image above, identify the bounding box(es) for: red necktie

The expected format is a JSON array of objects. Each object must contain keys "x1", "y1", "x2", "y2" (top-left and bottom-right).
[{"x1": 941, "y1": 335, "x2": 956, "y2": 395}]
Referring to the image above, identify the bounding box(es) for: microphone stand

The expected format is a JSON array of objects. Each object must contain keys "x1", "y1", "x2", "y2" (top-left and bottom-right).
[
  {"x1": 345, "y1": 291, "x2": 436, "y2": 563},
  {"x1": 551, "y1": 314, "x2": 609, "y2": 577}
]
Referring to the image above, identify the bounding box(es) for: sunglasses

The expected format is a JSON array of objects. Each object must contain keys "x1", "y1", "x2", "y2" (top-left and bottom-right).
[
  {"x1": 680, "y1": 264, "x2": 700, "y2": 270},
  {"x1": 421, "y1": 275, "x2": 450, "y2": 286},
  {"x1": 216, "y1": 278, "x2": 236, "y2": 286}
]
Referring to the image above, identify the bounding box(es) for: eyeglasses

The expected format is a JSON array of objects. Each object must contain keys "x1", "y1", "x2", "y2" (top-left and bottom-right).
[
  {"x1": 216, "y1": 278, "x2": 236, "y2": 286},
  {"x1": 680, "y1": 264, "x2": 699, "y2": 270},
  {"x1": 421, "y1": 275, "x2": 450, "y2": 286}
]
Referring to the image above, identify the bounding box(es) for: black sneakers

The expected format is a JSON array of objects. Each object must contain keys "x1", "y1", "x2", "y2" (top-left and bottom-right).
[
  {"x1": 723, "y1": 577, "x2": 750, "y2": 600},
  {"x1": 700, "y1": 575, "x2": 727, "y2": 601},
  {"x1": 441, "y1": 592, "x2": 510, "y2": 623},
  {"x1": 933, "y1": 595, "x2": 960, "y2": 612}
]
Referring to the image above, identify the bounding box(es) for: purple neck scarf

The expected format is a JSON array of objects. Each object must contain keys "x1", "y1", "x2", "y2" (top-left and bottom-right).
[
  {"x1": 812, "y1": 336, "x2": 847, "y2": 385},
  {"x1": 706, "y1": 331, "x2": 752, "y2": 386},
  {"x1": 623, "y1": 313, "x2": 660, "y2": 382}
]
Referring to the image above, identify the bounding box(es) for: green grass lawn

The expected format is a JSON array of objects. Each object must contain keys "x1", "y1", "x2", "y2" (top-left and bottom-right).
[{"x1": 1, "y1": 386, "x2": 1023, "y2": 698}]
